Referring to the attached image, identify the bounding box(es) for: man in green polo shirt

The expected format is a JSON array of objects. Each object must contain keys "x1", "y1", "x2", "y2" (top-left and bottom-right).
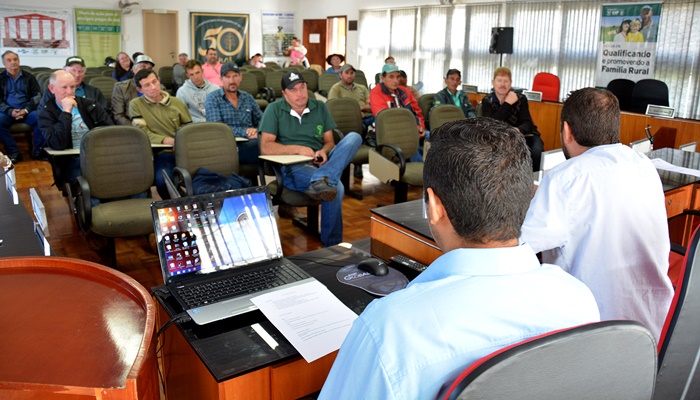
[
  {"x1": 259, "y1": 71, "x2": 362, "y2": 247},
  {"x1": 432, "y1": 68, "x2": 476, "y2": 118}
]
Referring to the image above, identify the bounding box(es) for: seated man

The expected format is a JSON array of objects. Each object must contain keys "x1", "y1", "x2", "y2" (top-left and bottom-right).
[
  {"x1": 129, "y1": 69, "x2": 192, "y2": 199},
  {"x1": 328, "y1": 64, "x2": 374, "y2": 134},
  {"x1": 318, "y1": 118, "x2": 600, "y2": 399},
  {"x1": 259, "y1": 71, "x2": 362, "y2": 247},
  {"x1": 41, "y1": 56, "x2": 108, "y2": 112},
  {"x1": 38, "y1": 71, "x2": 113, "y2": 183},
  {"x1": 111, "y1": 55, "x2": 155, "y2": 125},
  {"x1": 370, "y1": 63, "x2": 426, "y2": 161},
  {"x1": 0, "y1": 51, "x2": 42, "y2": 162},
  {"x1": 205, "y1": 63, "x2": 262, "y2": 164},
  {"x1": 172, "y1": 53, "x2": 188, "y2": 88},
  {"x1": 176, "y1": 59, "x2": 219, "y2": 123},
  {"x1": 520, "y1": 87, "x2": 673, "y2": 342},
  {"x1": 202, "y1": 48, "x2": 223, "y2": 87},
  {"x1": 433, "y1": 68, "x2": 477, "y2": 118}
]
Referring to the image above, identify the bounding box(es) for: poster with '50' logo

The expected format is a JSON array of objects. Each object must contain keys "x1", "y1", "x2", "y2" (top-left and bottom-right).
[{"x1": 191, "y1": 12, "x2": 249, "y2": 66}]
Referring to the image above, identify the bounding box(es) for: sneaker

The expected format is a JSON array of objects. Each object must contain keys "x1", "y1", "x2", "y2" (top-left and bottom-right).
[
  {"x1": 354, "y1": 164, "x2": 364, "y2": 179},
  {"x1": 304, "y1": 177, "x2": 337, "y2": 201},
  {"x1": 32, "y1": 150, "x2": 48, "y2": 161}
]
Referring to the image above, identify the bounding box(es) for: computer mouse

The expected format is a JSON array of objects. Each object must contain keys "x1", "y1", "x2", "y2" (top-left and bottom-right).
[{"x1": 357, "y1": 259, "x2": 389, "y2": 276}]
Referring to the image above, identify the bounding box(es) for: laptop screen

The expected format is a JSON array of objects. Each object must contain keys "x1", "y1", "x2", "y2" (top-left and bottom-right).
[{"x1": 151, "y1": 186, "x2": 283, "y2": 284}]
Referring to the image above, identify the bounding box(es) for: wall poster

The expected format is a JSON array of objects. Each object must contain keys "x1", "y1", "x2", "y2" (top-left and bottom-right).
[{"x1": 191, "y1": 12, "x2": 249, "y2": 66}]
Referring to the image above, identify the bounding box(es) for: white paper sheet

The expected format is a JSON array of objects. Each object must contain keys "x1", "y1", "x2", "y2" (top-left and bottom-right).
[
  {"x1": 651, "y1": 158, "x2": 700, "y2": 178},
  {"x1": 250, "y1": 280, "x2": 358, "y2": 363}
]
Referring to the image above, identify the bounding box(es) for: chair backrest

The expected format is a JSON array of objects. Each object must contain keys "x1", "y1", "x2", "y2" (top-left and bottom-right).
[
  {"x1": 318, "y1": 73, "x2": 340, "y2": 94},
  {"x1": 607, "y1": 78, "x2": 636, "y2": 112},
  {"x1": 429, "y1": 104, "x2": 465, "y2": 131},
  {"x1": 239, "y1": 72, "x2": 259, "y2": 96},
  {"x1": 631, "y1": 79, "x2": 669, "y2": 114},
  {"x1": 326, "y1": 98, "x2": 363, "y2": 135},
  {"x1": 158, "y1": 65, "x2": 175, "y2": 93},
  {"x1": 440, "y1": 321, "x2": 657, "y2": 400},
  {"x1": 88, "y1": 76, "x2": 118, "y2": 109},
  {"x1": 80, "y1": 126, "x2": 154, "y2": 199},
  {"x1": 265, "y1": 70, "x2": 286, "y2": 98},
  {"x1": 300, "y1": 69, "x2": 319, "y2": 92},
  {"x1": 354, "y1": 70, "x2": 369, "y2": 88},
  {"x1": 248, "y1": 69, "x2": 267, "y2": 90},
  {"x1": 418, "y1": 93, "x2": 435, "y2": 130},
  {"x1": 376, "y1": 108, "x2": 419, "y2": 159},
  {"x1": 265, "y1": 61, "x2": 280, "y2": 69},
  {"x1": 680, "y1": 142, "x2": 697, "y2": 152},
  {"x1": 532, "y1": 72, "x2": 560, "y2": 102},
  {"x1": 309, "y1": 64, "x2": 324, "y2": 75},
  {"x1": 174, "y1": 122, "x2": 239, "y2": 177},
  {"x1": 630, "y1": 138, "x2": 652, "y2": 154},
  {"x1": 655, "y1": 226, "x2": 700, "y2": 399}
]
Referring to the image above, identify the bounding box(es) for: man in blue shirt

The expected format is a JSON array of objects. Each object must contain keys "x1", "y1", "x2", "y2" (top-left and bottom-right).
[
  {"x1": 319, "y1": 118, "x2": 599, "y2": 400},
  {"x1": 205, "y1": 63, "x2": 262, "y2": 164},
  {"x1": 0, "y1": 51, "x2": 42, "y2": 162},
  {"x1": 432, "y1": 68, "x2": 477, "y2": 118}
]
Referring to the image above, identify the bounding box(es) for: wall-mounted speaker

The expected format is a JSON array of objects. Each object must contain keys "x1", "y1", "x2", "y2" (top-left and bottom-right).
[{"x1": 489, "y1": 27, "x2": 514, "y2": 54}]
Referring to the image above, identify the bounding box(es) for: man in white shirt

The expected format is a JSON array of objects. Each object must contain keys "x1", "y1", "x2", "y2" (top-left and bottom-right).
[{"x1": 520, "y1": 87, "x2": 673, "y2": 341}]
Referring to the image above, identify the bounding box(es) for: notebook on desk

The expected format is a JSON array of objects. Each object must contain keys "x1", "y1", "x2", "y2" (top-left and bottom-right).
[{"x1": 151, "y1": 186, "x2": 316, "y2": 325}]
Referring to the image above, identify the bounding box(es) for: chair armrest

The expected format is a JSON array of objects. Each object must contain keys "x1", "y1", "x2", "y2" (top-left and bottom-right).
[
  {"x1": 332, "y1": 128, "x2": 345, "y2": 144},
  {"x1": 172, "y1": 167, "x2": 193, "y2": 196},
  {"x1": 163, "y1": 169, "x2": 182, "y2": 198},
  {"x1": 74, "y1": 176, "x2": 92, "y2": 232},
  {"x1": 258, "y1": 158, "x2": 284, "y2": 197},
  {"x1": 671, "y1": 242, "x2": 686, "y2": 257},
  {"x1": 263, "y1": 86, "x2": 275, "y2": 102},
  {"x1": 376, "y1": 143, "x2": 407, "y2": 177}
]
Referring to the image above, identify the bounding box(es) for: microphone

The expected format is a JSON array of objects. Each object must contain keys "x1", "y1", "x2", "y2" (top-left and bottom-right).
[{"x1": 644, "y1": 124, "x2": 654, "y2": 145}]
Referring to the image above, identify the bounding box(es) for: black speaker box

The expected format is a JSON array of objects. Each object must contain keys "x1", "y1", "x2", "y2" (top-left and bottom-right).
[{"x1": 490, "y1": 27, "x2": 514, "y2": 54}]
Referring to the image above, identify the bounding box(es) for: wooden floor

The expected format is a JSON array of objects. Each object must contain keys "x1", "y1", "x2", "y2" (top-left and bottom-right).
[{"x1": 12, "y1": 150, "x2": 424, "y2": 291}]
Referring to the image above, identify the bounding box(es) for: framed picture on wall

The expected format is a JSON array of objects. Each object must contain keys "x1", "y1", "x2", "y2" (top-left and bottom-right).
[{"x1": 191, "y1": 12, "x2": 249, "y2": 66}]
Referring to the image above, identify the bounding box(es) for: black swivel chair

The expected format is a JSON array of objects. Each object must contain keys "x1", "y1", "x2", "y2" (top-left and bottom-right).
[
  {"x1": 607, "y1": 78, "x2": 636, "y2": 112},
  {"x1": 631, "y1": 79, "x2": 669, "y2": 114}
]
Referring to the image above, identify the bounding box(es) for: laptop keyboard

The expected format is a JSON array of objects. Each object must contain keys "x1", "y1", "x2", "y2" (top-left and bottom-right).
[{"x1": 176, "y1": 262, "x2": 307, "y2": 309}]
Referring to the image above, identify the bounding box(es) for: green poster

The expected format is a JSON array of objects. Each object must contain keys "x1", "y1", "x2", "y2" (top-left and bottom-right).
[
  {"x1": 75, "y1": 8, "x2": 121, "y2": 67},
  {"x1": 191, "y1": 13, "x2": 249, "y2": 66}
]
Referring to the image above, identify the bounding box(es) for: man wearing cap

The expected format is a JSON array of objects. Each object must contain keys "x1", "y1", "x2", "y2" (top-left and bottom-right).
[
  {"x1": 370, "y1": 63, "x2": 426, "y2": 161},
  {"x1": 202, "y1": 48, "x2": 223, "y2": 87},
  {"x1": 129, "y1": 68, "x2": 192, "y2": 199},
  {"x1": 111, "y1": 54, "x2": 155, "y2": 125},
  {"x1": 40, "y1": 56, "x2": 108, "y2": 113},
  {"x1": 259, "y1": 71, "x2": 362, "y2": 247},
  {"x1": 205, "y1": 63, "x2": 262, "y2": 164},
  {"x1": 177, "y1": 59, "x2": 219, "y2": 123},
  {"x1": 0, "y1": 50, "x2": 42, "y2": 162},
  {"x1": 173, "y1": 53, "x2": 188, "y2": 88},
  {"x1": 433, "y1": 69, "x2": 477, "y2": 118}
]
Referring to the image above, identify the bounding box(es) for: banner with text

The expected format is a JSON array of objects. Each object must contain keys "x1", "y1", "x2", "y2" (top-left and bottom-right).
[
  {"x1": 0, "y1": 7, "x2": 74, "y2": 56},
  {"x1": 191, "y1": 13, "x2": 249, "y2": 67},
  {"x1": 262, "y1": 12, "x2": 295, "y2": 58},
  {"x1": 596, "y1": 2, "x2": 662, "y2": 87},
  {"x1": 75, "y1": 8, "x2": 121, "y2": 67}
]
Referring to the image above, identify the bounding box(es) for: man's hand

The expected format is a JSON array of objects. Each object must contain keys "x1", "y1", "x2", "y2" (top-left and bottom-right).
[
  {"x1": 11, "y1": 109, "x2": 26, "y2": 120},
  {"x1": 418, "y1": 126, "x2": 426, "y2": 139},
  {"x1": 505, "y1": 91, "x2": 519, "y2": 105},
  {"x1": 313, "y1": 150, "x2": 328, "y2": 166},
  {"x1": 60, "y1": 96, "x2": 77, "y2": 113},
  {"x1": 245, "y1": 128, "x2": 258, "y2": 139},
  {"x1": 162, "y1": 137, "x2": 175, "y2": 146}
]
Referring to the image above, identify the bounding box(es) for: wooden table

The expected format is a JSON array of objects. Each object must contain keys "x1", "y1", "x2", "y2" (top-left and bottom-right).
[{"x1": 0, "y1": 257, "x2": 158, "y2": 400}]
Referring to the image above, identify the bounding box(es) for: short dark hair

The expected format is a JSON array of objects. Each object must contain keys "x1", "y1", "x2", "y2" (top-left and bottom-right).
[
  {"x1": 206, "y1": 48, "x2": 217, "y2": 54},
  {"x1": 560, "y1": 87, "x2": 620, "y2": 147},
  {"x1": 1, "y1": 50, "x2": 17, "y2": 61},
  {"x1": 291, "y1": 37, "x2": 300, "y2": 42},
  {"x1": 446, "y1": 68, "x2": 461, "y2": 78},
  {"x1": 134, "y1": 68, "x2": 158, "y2": 88},
  {"x1": 424, "y1": 118, "x2": 532, "y2": 242},
  {"x1": 132, "y1": 52, "x2": 143, "y2": 61},
  {"x1": 398, "y1": 70, "x2": 407, "y2": 79},
  {"x1": 184, "y1": 59, "x2": 202, "y2": 71}
]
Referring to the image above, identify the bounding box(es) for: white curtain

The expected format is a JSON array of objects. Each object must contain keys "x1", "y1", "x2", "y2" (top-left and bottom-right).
[{"x1": 358, "y1": 10, "x2": 389, "y2": 84}]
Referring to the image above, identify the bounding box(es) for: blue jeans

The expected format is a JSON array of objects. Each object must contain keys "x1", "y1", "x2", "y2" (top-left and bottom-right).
[
  {"x1": 281, "y1": 132, "x2": 362, "y2": 246},
  {"x1": 154, "y1": 151, "x2": 176, "y2": 199},
  {"x1": 0, "y1": 110, "x2": 43, "y2": 154},
  {"x1": 237, "y1": 138, "x2": 260, "y2": 164}
]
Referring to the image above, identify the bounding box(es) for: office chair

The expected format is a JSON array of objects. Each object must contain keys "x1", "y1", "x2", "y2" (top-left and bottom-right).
[
  {"x1": 265, "y1": 61, "x2": 281, "y2": 69},
  {"x1": 438, "y1": 321, "x2": 657, "y2": 400},
  {"x1": 417, "y1": 93, "x2": 435, "y2": 131},
  {"x1": 265, "y1": 69, "x2": 286, "y2": 100},
  {"x1": 607, "y1": 78, "x2": 636, "y2": 112},
  {"x1": 655, "y1": 226, "x2": 700, "y2": 399},
  {"x1": 300, "y1": 69, "x2": 319, "y2": 92},
  {"x1": 318, "y1": 74, "x2": 340, "y2": 98},
  {"x1": 248, "y1": 69, "x2": 268, "y2": 95},
  {"x1": 239, "y1": 72, "x2": 271, "y2": 110},
  {"x1": 354, "y1": 69, "x2": 368, "y2": 88},
  {"x1": 88, "y1": 77, "x2": 118, "y2": 112},
  {"x1": 532, "y1": 72, "x2": 560, "y2": 102},
  {"x1": 158, "y1": 65, "x2": 175, "y2": 95},
  {"x1": 70, "y1": 126, "x2": 155, "y2": 268},
  {"x1": 369, "y1": 108, "x2": 423, "y2": 204},
  {"x1": 429, "y1": 104, "x2": 465, "y2": 131},
  {"x1": 170, "y1": 122, "x2": 244, "y2": 196},
  {"x1": 631, "y1": 79, "x2": 669, "y2": 114},
  {"x1": 536, "y1": 148, "x2": 566, "y2": 183},
  {"x1": 326, "y1": 97, "x2": 370, "y2": 199}
]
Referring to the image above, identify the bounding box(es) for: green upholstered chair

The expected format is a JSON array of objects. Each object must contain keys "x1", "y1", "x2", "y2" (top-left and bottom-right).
[
  {"x1": 318, "y1": 74, "x2": 340, "y2": 98},
  {"x1": 158, "y1": 66, "x2": 175, "y2": 94},
  {"x1": 265, "y1": 69, "x2": 286, "y2": 100},
  {"x1": 88, "y1": 77, "x2": 118, "y2": 112},
  {"x1": 300, "y1": 69, "x2": 319, "y2": 93},
  {"x1": 240, "y1": 72, "x2": 270, "y2": 110},
  {"x1": 326, "y1": 97, "x2": 370, "y2": 199},
  {"x1": 369, "y1": 108, "x2": 423, "y2": 204},
  {"x1": 429, "y1": 104, "x2": 466, "y2": 131},
  {"x1": 354, "y1": 70, "x2": 368, "y2": 88},
  {"x1": 72, "y1": 126, "x2": 154, "y2": 268},
  {"x1": 417, "y1": 93, "x2": 435, "y2": 131}
]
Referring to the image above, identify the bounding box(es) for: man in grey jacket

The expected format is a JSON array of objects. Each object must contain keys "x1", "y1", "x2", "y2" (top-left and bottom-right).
[{"x1": 176, "y1": 59, "x2": 219, "y2": 122}]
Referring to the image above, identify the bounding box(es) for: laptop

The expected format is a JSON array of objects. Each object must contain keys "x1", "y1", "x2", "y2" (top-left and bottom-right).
[{"x1": 151, "y1": 186, "x2": 317, "y2": 325}]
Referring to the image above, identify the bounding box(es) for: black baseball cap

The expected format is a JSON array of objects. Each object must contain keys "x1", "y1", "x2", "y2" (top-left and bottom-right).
[
  {"x1": 281, "y1": 71, "x2": 306, "y2": 90},
  {"x1": 220, "y1": 62, "x2": 240, "y2": 77}
]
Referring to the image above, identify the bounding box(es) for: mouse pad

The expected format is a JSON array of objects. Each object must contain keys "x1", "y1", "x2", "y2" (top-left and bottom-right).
[{"x1": 336, "y1": 265, "x2": 409, "y2": 297}]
